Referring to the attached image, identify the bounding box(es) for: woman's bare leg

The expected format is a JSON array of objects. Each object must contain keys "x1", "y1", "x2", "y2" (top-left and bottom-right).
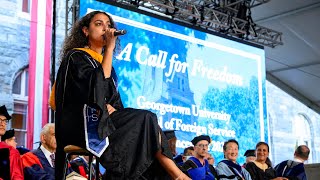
[{"x1": 155, "y1": 151, "x2": 191, "y2": 180}]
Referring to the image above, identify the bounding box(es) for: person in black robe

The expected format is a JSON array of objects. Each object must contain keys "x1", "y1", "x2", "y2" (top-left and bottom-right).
[
  {"x1": 51, "y1": 10, "x2": 190, "y2": 180},
  {"x1": 245, "y1": 142, "x2": 288, "y2": 180}
]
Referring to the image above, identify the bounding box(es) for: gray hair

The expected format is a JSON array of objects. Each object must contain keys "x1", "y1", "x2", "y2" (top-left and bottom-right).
[{"x1": 40, "y1": 123, "x2": 54, "y2": 136}]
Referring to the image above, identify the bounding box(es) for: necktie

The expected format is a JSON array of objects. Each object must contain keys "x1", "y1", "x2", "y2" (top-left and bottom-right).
[{"x1": 50, "y1": 153, "x2": 55, "y2": 168}]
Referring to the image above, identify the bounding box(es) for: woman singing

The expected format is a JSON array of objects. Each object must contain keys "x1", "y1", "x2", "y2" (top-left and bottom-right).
[{"x1": 52, "y1": 10, "x2": 190, "y2": 180}]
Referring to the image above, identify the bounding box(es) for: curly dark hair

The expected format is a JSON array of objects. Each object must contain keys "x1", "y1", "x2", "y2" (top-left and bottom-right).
[{"x1": 60, "y1": 10, "x2": 120, "y2": 61}]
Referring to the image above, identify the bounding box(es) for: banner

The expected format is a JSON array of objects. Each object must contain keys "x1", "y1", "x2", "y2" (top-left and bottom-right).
[{"x1": 79, "y1": 0, "x2": 268, "y2": 164}]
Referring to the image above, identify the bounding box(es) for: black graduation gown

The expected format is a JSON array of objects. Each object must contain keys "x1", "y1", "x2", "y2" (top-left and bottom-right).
[
  {"x1": 245, "y1": 162, "x2": 277, "y2": 180},
  {"x1": 54, "y1": 49, "x2": 171, "y2": 180}
]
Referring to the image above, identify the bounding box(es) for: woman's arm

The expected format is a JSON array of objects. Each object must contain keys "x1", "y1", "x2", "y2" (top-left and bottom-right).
[
  {"x1": 101, "y1": 28, "x2": 117, "y2": 78},
  {"x1": 101, "y1": 48, "x2": 113, "y2": 78}
]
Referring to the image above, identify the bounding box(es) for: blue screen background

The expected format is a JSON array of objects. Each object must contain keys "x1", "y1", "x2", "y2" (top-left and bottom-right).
[{"x1": 80, "y1": 0, "x2": 267, "y2": 164}]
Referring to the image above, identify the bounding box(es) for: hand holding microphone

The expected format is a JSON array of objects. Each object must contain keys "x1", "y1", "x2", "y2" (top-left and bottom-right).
[
  {"x1": 103, "y1": 29, "x2": 127, "y2": 39},
  {"x1": 114, "y1": 29, "x2": 127, "y2": 36},
  {"x1": 103, "y1": 29, "x2": 126, "y2": 44}
]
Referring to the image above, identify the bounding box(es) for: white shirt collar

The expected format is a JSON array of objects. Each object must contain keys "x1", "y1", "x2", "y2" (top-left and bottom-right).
[
  {"x1": 294, "y1": 157, "x2": 304, "y2": 163},
  {"x1": 40, "y1": 145, "x2": 55, "y2": 167}
]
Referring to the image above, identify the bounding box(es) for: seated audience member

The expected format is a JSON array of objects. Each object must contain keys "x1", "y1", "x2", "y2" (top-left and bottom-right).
[
  {"x1": 0, "y1": 105, "x2": 24, "y2": 180},
  {"x1": 174, "y1": 146, "x2": 195, "y2": 165},
  {"x1": 2, "y1": 129, "x2": 30, "y2": 156},
  {"x1": 243, "y1": 149, "x2": 255, "y2": 168},
  {"x1": 245, "y1": 142, "x2": 287, "y2": 180},
  {"x1": 216, "y1": 139, "x2": 252, "y2": 180},
  {"x1": 21, "y1": 123, "x2": 56, "y2": 180},
  {"x1": 182, "y1": 135, "x2": 218, "y2": 179},
  {"x1": 274, "y1": 145, "x2": 310, "y2": 180},
  {"x1": 183, "y1": 146, "x2": 195, "y2": 162},
  {"x1": 2, "y1": 129, "x2": 17, "y2": 148}
]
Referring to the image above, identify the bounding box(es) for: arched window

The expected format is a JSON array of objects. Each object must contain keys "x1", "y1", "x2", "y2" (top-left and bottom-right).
[
  {"x1": 12, "y1": 68, "x2": 28, "y2": 148},
  {"x1": 293, "y1": 113, "x2": 313, "y2": 163}
]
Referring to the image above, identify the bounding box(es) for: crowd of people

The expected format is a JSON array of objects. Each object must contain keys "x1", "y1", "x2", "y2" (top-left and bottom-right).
[
  {"x1": 172, "y1": 134, "x2": 310, "y2": 180},
  {"x1": 0, "y1": 106, "x2": 100, "y2": 180},
  {"x1": 0, "y1": 105, "x2": 311, "y2": 180},
  {"x1": 0, "y1": 9, "x2": 312, "y2": 180}
]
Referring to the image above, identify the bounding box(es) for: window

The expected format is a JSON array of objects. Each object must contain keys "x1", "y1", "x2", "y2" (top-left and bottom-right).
[
  {"x1": 293, "y1": 113, "x2": 313, "y2": 163},
  {"x1": 17, "y1": 0, "x2": 31, "y2": 19},
  {"x1": 12, "y1": 69, "x2": 29, "y2": 148},
  {"x1": 177, "y1": 77, "x2": 181, "y2": 90},
  {"x1": 181, "y1": 78, "x2": 185, "y2": 91},
  {"x1": 22, "y1": 0, "x2": 30, "y2": 13}
]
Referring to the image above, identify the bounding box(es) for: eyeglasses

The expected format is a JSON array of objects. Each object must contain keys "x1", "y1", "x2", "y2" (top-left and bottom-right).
[
  {"x1": 0, "y1": 118, "x2": 9, "y2": 124},
  {"x1": 197, "y1": 144, "x2": 209, "y2": 148}
]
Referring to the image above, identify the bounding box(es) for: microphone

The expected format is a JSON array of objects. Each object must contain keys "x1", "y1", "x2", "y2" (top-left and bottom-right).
[{"x1": 114, "y1": 30, "x2": 127, "y2": 36}]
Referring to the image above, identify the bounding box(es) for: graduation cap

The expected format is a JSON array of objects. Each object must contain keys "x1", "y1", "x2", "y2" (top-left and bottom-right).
[
  {"x1": 163, "y1": 130, "x2": 176, "y2": 140},
  {"x1": 1, "y1": 129, "x2": 15, "y2": 141},
  {"x1": 244, "y1": 149, "x2": 255, "y2": 157},
  {"x1": 191, "y1": 135, "x2": 211, "y2": 145},
  {"x1": 0, "y1": 105, "x2": 11, "y2": 120}
]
